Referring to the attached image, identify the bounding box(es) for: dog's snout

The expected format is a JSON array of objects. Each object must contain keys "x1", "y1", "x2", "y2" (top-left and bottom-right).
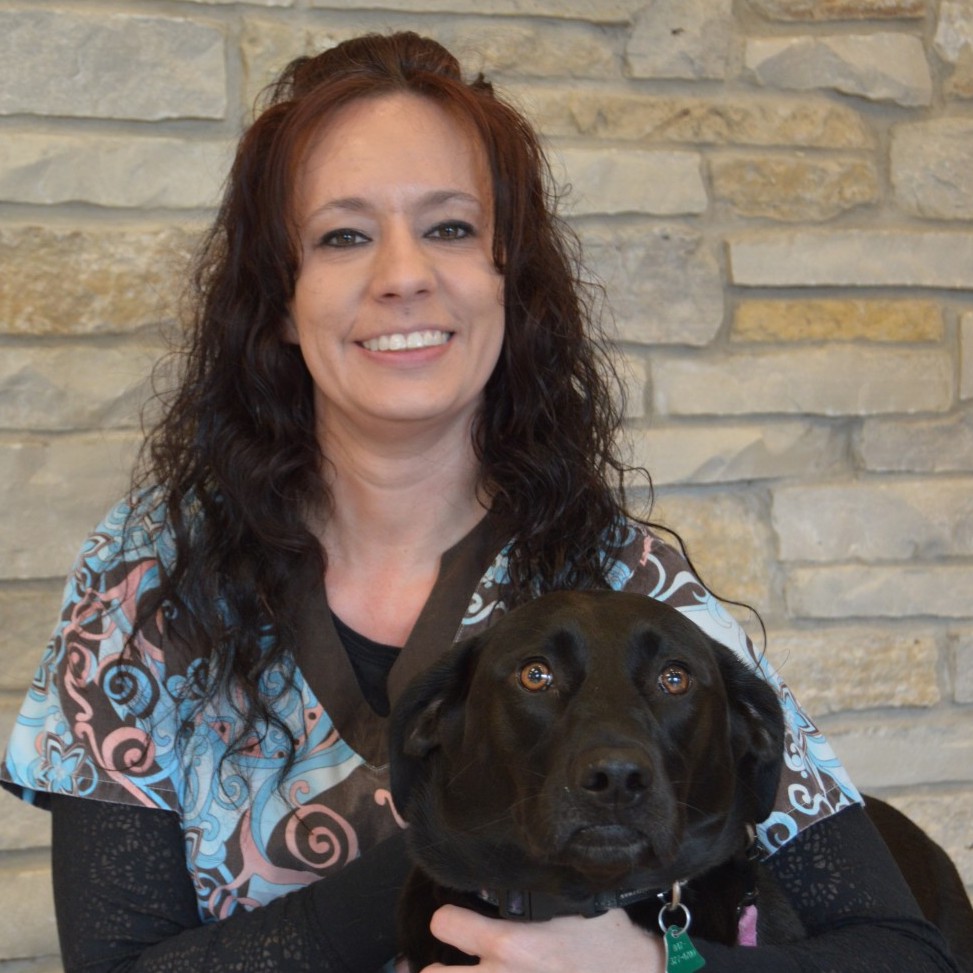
[{"x1": 573, "y1": 748, "x2": 650, "y2": 807}]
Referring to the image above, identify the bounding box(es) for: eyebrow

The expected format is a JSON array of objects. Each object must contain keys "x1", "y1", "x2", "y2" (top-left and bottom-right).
[{"x1": 307, "y1": 189, "x2": 484, "y2": 220}]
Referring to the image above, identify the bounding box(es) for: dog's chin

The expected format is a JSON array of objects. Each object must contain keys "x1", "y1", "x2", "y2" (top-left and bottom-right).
[{"x1": 558, "y1": 825, "x2": 653, "y2": 877}]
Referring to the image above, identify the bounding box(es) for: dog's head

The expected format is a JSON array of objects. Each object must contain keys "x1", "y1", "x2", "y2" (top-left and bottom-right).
[{"x1": 389, "y1": 590, "x2": 783, "y2": 898}]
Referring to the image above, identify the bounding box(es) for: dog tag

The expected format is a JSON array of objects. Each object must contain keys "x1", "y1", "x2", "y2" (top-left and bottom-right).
[{"x1": 663, "y1": 925, "x2": 706, "y2": 973}]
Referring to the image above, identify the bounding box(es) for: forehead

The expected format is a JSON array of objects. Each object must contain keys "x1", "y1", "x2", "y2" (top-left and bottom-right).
[{"x1": 296, "y1": 92, "x2": 491, "y2": 208}]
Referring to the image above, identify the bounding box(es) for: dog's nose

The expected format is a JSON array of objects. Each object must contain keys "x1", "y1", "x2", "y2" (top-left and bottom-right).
[{"x1": 573, "y1": 748, "x2": 650, "y2": 807}]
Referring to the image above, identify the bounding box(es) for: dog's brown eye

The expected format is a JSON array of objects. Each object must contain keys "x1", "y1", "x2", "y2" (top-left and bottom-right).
[
  {"x1": 519, "y1": 660, "x2": 554, "y2": 692},
  {"x1": 659, "y1": 664, "x2": 692, "y2": 696}
]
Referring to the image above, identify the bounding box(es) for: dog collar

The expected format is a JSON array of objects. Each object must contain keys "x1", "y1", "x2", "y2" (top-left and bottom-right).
[{"x1": 476, "y1": 884, "x2": 663, "y2": 922}]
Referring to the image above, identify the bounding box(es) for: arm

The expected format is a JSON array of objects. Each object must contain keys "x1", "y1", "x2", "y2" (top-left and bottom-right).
[
  {"x1": 424, "y1": 806, "x2": 961, "y2": 973},
  {"x1": 51, "y1": 795, "x2": 411, "y2": 973}
]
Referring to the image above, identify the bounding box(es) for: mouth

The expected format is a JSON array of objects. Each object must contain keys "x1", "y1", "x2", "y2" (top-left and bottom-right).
[
  {"x1": 360, "y1": 329, "x2": 452, "y2": 352},
  {"x1": 562, "y1": 825, "x2": 652, "y2": 863}
]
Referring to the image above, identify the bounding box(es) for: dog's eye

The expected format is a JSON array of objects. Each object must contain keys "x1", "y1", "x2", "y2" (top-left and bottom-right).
[
  {"x1": 658, "y1": 664, "x2": 692, "y2": 696},
  {"x1": 519, "y1": 660, "x2": 554, "y2": 693}
]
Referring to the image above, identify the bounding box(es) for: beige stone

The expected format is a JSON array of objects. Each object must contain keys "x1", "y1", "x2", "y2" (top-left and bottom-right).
[
  {"x1": 711, "y1": 155, "x2": 878, "y2": 221},
  {"x1": 517, "y1": 86, "x2": 874, "y2": 148},
  {"x1": 935, "y1": 0, "x2": 973, "y2": 99},
  {"x1": 0, "y1": 134, "x2": 232, "y2": 209},
  {"x1": 556, "y1": 147, "x2": 706, "y2": 216},
  {"x1": 0, "y1": 582, "x2": 62, "y2": 691},
  {"x1": 728, "y1": 229, "x2": 973, "y2": 288},
  {"x1": 767, "y1": 626, "x2": 940, "y2": 714},
  {"x1": 647, "y1": 490, "x2": 775, "y2": 609},
  {"x1": 892, "y1": 118, "x2": 973, "y2": 219},
  {"x1": 580, "y1": 222, "x2": 723, "y2": 345},
  {"x1": 950, "y1": 630, "x2": 973, "y2": 703},
  {"x1": 786, "y1": 564, "x2": 973, "y2": 618},
  {"x1": 0, "y1": 11, "x2": 226, "y2": 120},
  {"x1": 732, "y1": 299, "x2": 942, "y2": 343},
  {"x1": 0, "y1": 224, "x2": 196, "y2": 336},
  {"x1": 626, "y1": 0, "x2": 733, "y2": 80},
  {"x1": 0, "y1": 434, "x2": 140, "y2": 580},
  {"x1": 745, "y1": 33, "x2": 933, "y2": 107},
  {"x1": 0, "y1": 848, "x2": 58, "y2": 960},
  {"x1": 305, "y1": 0, "x2": 644, "y2": 17},
  {"x1": 963, "y1": 312, "x2": 973, "y2": 400},
  {"x1": 626, "y1": 420, "x2": 847, "y2": 486},
  {"x1": 861, "y1": 411, "x2": 973, "y2": 474},
  {"x1": 772, "y1": 480, "x2": 973, "y2": 561},
  {"x1": 747, "y1": 0, "x2": 925, "y2": 18},
  {"x1": 651, "y1": 347, "x2": 953, "y2": 417}
]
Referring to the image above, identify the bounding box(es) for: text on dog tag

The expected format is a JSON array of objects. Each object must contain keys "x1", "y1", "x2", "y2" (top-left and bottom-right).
[{"x1": 663, "y1": 925, "x2": 706, "y2": 972}]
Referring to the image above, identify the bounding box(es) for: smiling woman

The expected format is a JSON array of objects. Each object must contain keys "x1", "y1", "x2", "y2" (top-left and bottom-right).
[{"x1": 0, "y1": 29, "x2": 962, "y2": 973}]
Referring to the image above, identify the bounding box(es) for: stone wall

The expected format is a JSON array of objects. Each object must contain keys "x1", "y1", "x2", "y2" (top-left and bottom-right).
[{"x1": 1, "y1": 1, "x2": 971, "y2": 968}]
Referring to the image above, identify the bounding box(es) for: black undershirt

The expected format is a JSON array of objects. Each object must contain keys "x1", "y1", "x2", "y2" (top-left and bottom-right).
[{"x1": 331, "y1": 612, "x2": 400, "y2": 717}]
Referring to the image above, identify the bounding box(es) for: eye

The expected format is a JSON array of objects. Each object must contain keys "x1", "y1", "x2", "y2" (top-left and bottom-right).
[
  {"x1": 320, "y1": 228, "x2": 369, "y2": 248},
  {"x1": 658, "y1": 664, "x2": 692, "y2": 696},
  {"x1": 518, "y1": 660, "x2": 554, "y2": 693},
  {"x1": 426, "y1": 221, "x2": 474, "y2": 241}
]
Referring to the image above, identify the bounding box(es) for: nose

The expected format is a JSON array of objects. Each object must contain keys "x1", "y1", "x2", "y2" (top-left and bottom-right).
[
  {"x1": 371, "y1": 225, "x2": 435, "y2": 301},
  {"x1": 572, "y1": 747, "x2": 651, "y2": 808}
]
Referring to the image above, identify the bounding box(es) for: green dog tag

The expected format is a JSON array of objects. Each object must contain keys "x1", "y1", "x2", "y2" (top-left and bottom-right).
[{"x1": 664, "y1": 925, "x2": 706, "y2": 972}]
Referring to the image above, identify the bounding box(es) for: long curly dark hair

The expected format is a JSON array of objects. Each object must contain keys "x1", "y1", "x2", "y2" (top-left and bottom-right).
[{"x1": 133, "y1": 31, "x2": 644, "y2": 760}]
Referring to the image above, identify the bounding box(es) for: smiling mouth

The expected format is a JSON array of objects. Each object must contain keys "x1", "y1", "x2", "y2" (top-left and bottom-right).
[{"x1": 361, "y1": 330, "x2": 451, "y2": 352}]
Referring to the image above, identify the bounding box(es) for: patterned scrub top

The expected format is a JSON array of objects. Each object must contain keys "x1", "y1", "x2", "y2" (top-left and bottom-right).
[{"x1": 2, "y1": 493, "x2": 861, "y2": 926}]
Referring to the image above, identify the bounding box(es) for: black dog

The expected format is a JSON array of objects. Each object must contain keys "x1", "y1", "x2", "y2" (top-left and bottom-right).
[
  {"x1": 389, "y1": 590, "x2": 973, "y2": 969},
  {"x1": 388, "y1": 590, "x2": 801, "y2": 967}
]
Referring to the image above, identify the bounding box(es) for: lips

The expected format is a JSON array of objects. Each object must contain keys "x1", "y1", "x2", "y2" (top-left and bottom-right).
[{"x1": 360, "y1": 329, "x2": 451, "y2": 352}]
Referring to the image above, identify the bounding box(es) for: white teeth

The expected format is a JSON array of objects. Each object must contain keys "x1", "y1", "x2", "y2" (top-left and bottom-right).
[{"x1": 362, "y1": 330, "x2": 450, "y2": 352}]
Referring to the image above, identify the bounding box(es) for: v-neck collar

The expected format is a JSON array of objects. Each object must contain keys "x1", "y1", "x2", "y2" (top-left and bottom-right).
[{"x1": 292, "y1": 512, "x2": 506, "y2": 769}]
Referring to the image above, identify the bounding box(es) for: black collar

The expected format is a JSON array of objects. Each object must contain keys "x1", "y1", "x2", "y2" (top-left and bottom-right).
[{"x1": 475, "y1": 885, "x2": 662, "y2": 921}]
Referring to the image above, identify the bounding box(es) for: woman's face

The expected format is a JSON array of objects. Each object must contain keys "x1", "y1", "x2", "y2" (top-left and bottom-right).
[{"x1": 287, "y1": 92, "x2": 505, "y2": 447}]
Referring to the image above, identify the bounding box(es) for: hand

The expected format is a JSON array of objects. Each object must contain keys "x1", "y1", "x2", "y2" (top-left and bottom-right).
[{"x1": 420, "y1": 904, "x2": 666, "y2": 973}]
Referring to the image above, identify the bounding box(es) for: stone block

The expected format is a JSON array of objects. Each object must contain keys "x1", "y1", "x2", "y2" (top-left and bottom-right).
[
  {"x1": 818, "y1": 714, "x2": 973, "y2": 789},
  {"x1": 768, "y1": 626, "x2": 940, "y2": 715},
  {"x1": 0, "y1": 344, "x2": 162, "y2": 431},
  {"x1": 626, "y1": 420, "x2": 847, "y2": 486},
  {"x1": 949, "y1": 629, "x2": 973, "y2": 703},
  {"x1": 772, "y1": 480, "x2": 973, "y2": 561},
  {"x1": 580, "y1": 223, "x2": 723, "y2": 346},
  {"x1": 648, "y1": 489, "x2": 776, "y2": 609},
  {"x1": 616, "y1": 354, "x2": 648, "y2": 420},
  {"x1": 517, "y1": 85, "x2": 874, "y2": 148},
  {"x1": 651, "y1": 347, "x2": 953, "y2": 417},
  {"x1": 892, "y1": 118, "x2": 973, "y2": 219},
  {"x1": 626, "y1": 0, "x2": 733, "y2": 80},
  {"x1": 962, "y1": 312, "x2": 973, "y2": 400},
  {"x1": 732, "y1": 298, "x2": 943, "y2": 343},
  {"x1": 555, "y1": 148, "x2": 706, "y2": 216},
  {"x1": 0, "y1": 790, "x2": 51, "y2": 856},
  {"x1": 745, "y1": 32, "x2": 933, "y2": 107},
  {"x1": 0, "y1": 434, "x2": 139, "y2": 581},
  {"x1": 746, "y1": 0, "x2": 925, "y2": 18},
  {"x1": 0, "y1": 957, "x2": 62, "y2": 973},
  {"x1": 0, "y1": 134, "x2": 232, "y2": 210},
  {"x1": 304, "y1": 0, "x2": 643, "y2": 16},
  {"x1": 0, "y1": 582, "x2": 62, "y2": 692},
  {"x1": 935, "y1": 0, "x2": 973, "y2": 98},
  {"x1": 786, "y1": 564, "x2": 973, "y2": 619},
  {"x1": 860, "y1": 411, "x2": 973, "y2": 474},
  {"x1": 0, "y1": 11, "x2": 225, "y2": 121},
  {"x1": 728, "y1": 229, "x2": 973, "y2": 289},
  {"x1": 0, "y1": 224, "x2": 196, "y2": 337},
  {"x1": 0, "y1": 850, "x2": 57, "y2": 961},
  {"x1": 711, "y1": 155, "x2": 878, "y2": 221}
]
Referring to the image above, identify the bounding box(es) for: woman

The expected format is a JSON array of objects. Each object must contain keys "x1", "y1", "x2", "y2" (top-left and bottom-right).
[{"x1": 1, "y1": 31, "x2": 959, "y2": 973}]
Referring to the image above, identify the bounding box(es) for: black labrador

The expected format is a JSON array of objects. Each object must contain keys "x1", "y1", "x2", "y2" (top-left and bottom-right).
[{"x1": 388, "y1": 589, "x2": 972, "y2": 969}]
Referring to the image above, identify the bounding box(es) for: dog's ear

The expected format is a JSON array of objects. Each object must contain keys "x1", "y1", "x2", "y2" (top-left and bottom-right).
[
  {"x1": 718, "y1": 649, "x2": 786, "y2": 824},
  {"x1": 387, "y1": 634, "x2": 482, "y2": 818}
]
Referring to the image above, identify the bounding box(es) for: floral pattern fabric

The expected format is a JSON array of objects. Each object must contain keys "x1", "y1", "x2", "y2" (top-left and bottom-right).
[{"x1": 1, "y1": 495, "x2": 861, "y2": 926}]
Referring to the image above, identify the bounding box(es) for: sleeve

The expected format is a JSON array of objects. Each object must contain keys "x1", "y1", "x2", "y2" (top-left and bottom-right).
[
  {"x1": 693, "y1": 805, "x2": 962, "y2": 972},
  {"x1": 2, "y1": 497, "x2": 182, "y2": 812},
  {"x1": 604, "y1": 520, "x2": 863, "y2": 854},
  {"x1": 51, "y1": 794, "x2": 412, "y2": 973}
]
